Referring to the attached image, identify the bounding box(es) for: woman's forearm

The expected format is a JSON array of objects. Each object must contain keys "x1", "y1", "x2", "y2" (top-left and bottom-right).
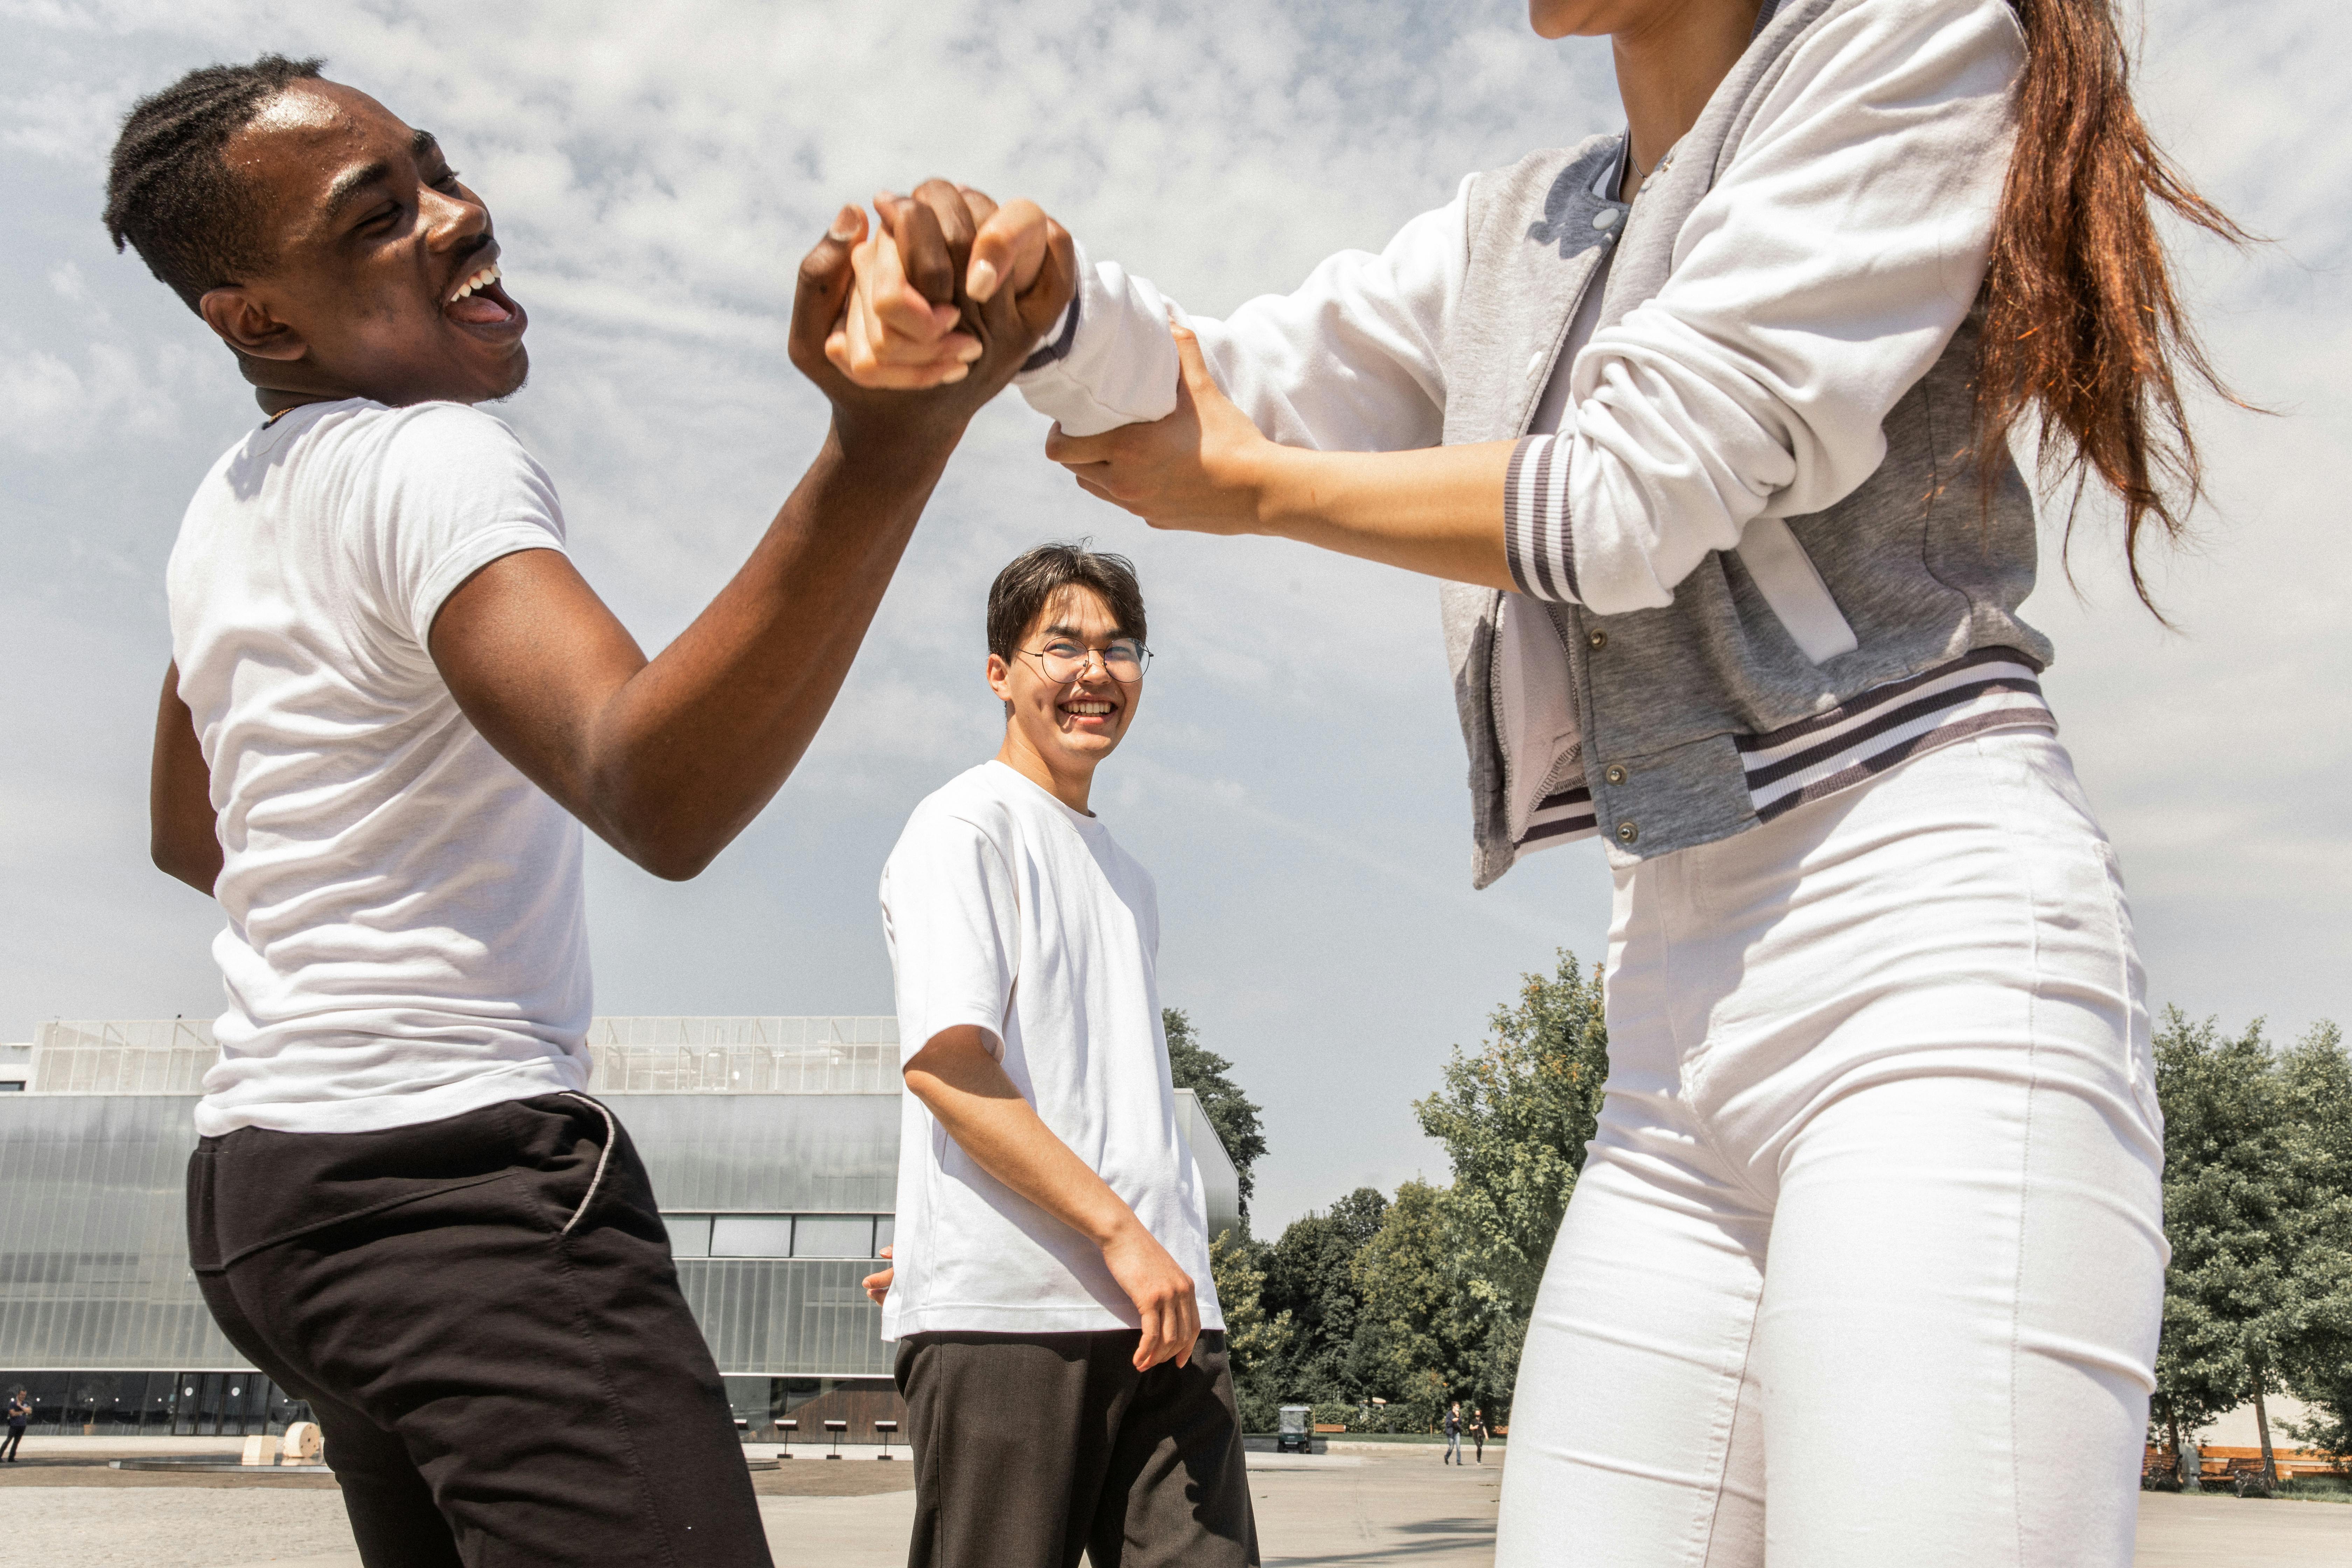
[{"x1": 1255, "y1": 440, "x2": 1518, "y2": 591}]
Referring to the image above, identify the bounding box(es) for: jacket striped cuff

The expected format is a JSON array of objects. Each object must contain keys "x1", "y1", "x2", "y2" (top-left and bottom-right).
[{"x1": 1503, "y1": 434, "x2": 1580, "y2": 603}]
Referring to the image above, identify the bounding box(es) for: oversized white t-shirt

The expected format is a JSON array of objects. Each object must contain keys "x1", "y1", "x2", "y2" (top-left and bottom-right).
[
  {"x1": 166, "y1": 398, "x2": 593, "y2": 1138},
  {"x1": 878, "y1": 761, "x2": 1224, "y2": 1338}
]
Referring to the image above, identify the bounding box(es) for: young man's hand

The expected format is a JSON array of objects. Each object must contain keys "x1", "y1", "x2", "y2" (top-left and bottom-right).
[
  {"x1": 1098, "y1": 1219, "x2": 1202, "y2": 1373},
  {"x1": 862, "y1": 1245, "x2": 894, "y2": 1306},
  {"x1": 822, "y1": 182, "x2": 1073, "y2": 397}
]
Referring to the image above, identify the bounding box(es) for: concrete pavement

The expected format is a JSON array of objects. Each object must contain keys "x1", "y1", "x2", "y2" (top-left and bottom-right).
[{"x1": 0, "y1": 1442, "x2": 2345, "y2": 1564}]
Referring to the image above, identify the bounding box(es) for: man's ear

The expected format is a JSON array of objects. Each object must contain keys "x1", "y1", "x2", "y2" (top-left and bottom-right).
[
  {"x1": 985, "y1": 653, "x2": 1014, "y2": 704},
  {"x1": 197, "y1": 286, "x2": 307, "y2": 363}
]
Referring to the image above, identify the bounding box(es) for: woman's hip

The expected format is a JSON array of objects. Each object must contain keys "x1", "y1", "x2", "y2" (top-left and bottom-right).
[{"x1": 1600, "y1": 727, "x2": 2160, "y2": 1180}]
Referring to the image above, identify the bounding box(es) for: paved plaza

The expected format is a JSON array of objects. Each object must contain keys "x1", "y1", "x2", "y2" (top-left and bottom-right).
[{"x1": 0, "y1": 1441, "x2": 2345, "y2": 1565}]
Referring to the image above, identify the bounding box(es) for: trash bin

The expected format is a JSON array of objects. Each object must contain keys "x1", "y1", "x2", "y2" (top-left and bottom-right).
[{"x1": 1277, "y1": 1405, "x2": 1311, "y2": 1455}]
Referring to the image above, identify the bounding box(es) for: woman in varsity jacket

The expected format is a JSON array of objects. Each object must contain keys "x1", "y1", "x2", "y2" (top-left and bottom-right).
[{"x1": 834, "y1": 0, "x2": 2237, "y2": 1561}]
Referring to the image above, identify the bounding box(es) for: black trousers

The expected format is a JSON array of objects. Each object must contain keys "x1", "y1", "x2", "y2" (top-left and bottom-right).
[
  {"x1": 1, "y1": 1425, "x2": 22, "y2": 1460},
  {"x1": 187, "y1": 1092, "x2": 770, "y2": 1568},
  {"x1": 895, "y1": 1329, "x2": 1258, "y2": 1568}
]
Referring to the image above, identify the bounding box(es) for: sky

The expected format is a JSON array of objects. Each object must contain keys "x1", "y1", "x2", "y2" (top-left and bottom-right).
[{"x1": 1, "y1": 0, "x2": 2346, "y2": 1232}]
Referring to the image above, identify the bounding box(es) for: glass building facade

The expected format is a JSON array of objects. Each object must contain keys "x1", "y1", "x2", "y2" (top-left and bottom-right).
[{"x1": 0, "y1": 1016, "x2": 1240, "y2": 1441}]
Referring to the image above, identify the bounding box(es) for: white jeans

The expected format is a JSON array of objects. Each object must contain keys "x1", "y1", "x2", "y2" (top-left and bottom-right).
[{"x1": 1496, "y1": 730, "x2": 2165, "y2": 1567}]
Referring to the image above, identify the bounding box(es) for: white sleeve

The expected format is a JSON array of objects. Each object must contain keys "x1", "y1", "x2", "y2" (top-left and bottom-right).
[
  {"x1": 1505, "y1": 0, "x2": 2023, "y2": 612},
  {"x1": 1015, "y1": 180, "x2": 1471, "y2": 451},
  {"x1": 880, "y1": 811, "x2": 1021, "y2": 1060},
  {"x1": 363, "y1": 404, "x2": 570, "y2": 645}
]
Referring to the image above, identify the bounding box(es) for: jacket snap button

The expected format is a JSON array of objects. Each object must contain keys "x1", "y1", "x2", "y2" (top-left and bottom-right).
[
  {"x1": 1592, "y1": 208, "x2": 1620, "y2": 231},
  {"x1": 1587, "y1": 629, "x2": 1608, "y2": 650},
  {"x1": 1616, "y1": 820, "x2": 1640, "y2": 845},
  {"x1": 1604, "y1": 764, "x2": 1628, "y2": 786}
]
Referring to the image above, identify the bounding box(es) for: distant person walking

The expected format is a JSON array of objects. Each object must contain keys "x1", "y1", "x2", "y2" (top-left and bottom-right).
[
  {"x1": 1471, "y1": 1410, "x2": 1489, "y2": 1465},
  {"x1": 2, "y1": 1390, "x2": 28, "y2": 1461},
  {"x1": 1443, "y1": 1403, "x2": 1463, "y2": 1466}
]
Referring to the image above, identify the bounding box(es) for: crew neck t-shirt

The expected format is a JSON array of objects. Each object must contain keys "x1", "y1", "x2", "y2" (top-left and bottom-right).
[
  {"x1": 166, "y1": 398, "x2": 592, "y2": 1138},
  {"x1": 877, "y1": 760, "x2": 1224, "y2": 1339}
]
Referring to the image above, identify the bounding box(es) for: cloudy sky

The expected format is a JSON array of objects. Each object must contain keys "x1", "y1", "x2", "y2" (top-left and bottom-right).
[{"x1": 2, "y1": 0, "x2": 2344, "y2": 1229}]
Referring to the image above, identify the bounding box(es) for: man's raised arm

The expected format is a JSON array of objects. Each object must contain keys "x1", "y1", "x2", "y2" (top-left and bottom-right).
[{"x1": 427, "y1": 196, "x2": 1074, "y2": 881}]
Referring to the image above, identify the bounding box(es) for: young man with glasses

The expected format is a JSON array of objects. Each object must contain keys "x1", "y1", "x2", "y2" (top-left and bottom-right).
[{"x1": 864, "y1": 543, "x2": 1255, "y2": 1567}]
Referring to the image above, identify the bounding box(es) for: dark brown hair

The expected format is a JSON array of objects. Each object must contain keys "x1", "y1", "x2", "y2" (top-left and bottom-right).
[
  {"x1": 1979, "y1": 0, "x2": 2249, "y2": 614},
  {"x1": 986, "y1": 543, "x2": 1148, "y2": 660},
  {"x1": 103, "y1": 54, "x2": 327, "y2": 310}
]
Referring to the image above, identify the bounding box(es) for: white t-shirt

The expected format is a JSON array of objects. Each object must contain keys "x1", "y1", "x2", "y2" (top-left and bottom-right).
[
  {"x1": 877, "y1": 761, "x2": 1224, "y2": 1339},
  {"x1": 166, "y1": 398, "x2": 593, "y2": 1138}
]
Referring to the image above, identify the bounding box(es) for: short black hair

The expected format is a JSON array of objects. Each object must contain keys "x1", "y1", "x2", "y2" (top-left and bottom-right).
[
  {"x1": 986, "y1": 542, "x2": 1148, "y2": 659},
  {"x1": 102, "y1": 53, "x2": 326, "y2": 310}
]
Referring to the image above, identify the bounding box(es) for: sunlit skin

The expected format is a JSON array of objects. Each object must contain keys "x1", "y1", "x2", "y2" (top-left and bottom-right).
[
  {"x1": 196, "y1": 79, "x2": 530, "y2": 414},
  {"x1": 827, "y1": 0, "x2": 1765, "y2": 578},
  {"x1": 860, "y1": 587, "x2": 1199, "y2": 1372}
]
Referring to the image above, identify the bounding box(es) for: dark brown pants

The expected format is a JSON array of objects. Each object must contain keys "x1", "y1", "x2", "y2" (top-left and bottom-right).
[
  {"x1": 894, "y1": 1329, "x2": 1257, "y2": 1568},
  {"x1": 187, "y1": 1093, "x2": 770, "y2": 1568}
]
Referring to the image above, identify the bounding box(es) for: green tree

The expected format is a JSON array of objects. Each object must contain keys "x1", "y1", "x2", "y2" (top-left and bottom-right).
[
  {"x1": 1209, "y1": 1227, "x2": 1290, "y2": 1432},
  {"x1": 1413, "y1": 949, "x2": 1611, "y2": 1418},
  {"x1": 1166, "y1": 1007, "x2": 1269, "y2": 1218},
  {"x1": 1259, "y1": 1188, "x2": 1387, "y2": 1403},
  {"x1": 1352, "y1": 1180, "x2": 1465, "y2": 1429},
  {"x1": 2153, "y1": 1009, "x2": 2352, "y2": 1483},
  {"x1": 2277, "y1": 1021, "x2": 2352, "y2": 1458}
]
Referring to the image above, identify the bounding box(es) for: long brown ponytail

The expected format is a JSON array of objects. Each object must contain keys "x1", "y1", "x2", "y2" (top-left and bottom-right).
[{"x1": 1978, "y1": 0, "x2": 2249, "y2": 614}]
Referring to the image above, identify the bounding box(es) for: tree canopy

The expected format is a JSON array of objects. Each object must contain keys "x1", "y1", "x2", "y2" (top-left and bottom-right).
[{"x1": 2152, "y1": 1009, "x2": 2352, "y2": 1476}]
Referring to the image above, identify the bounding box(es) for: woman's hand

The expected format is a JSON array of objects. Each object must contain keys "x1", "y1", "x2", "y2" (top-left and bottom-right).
[{"x1": 1043, "y1": 325, "x2": 1283, "y2": 537}]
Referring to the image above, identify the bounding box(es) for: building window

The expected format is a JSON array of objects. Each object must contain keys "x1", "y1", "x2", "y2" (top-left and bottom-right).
[
  {"x1": 662, "y1": 1213, "x2": 891, "y2": 1259},
  {"x1": 663, "y1": 1214, "x2": 712, "y2": 1259},
  {"x1": 710, "y1": 1215, "x2": 797, "y2": 1258}
]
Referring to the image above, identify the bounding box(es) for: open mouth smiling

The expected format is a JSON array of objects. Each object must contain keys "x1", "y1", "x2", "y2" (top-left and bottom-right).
[
  {"x1": 1059, "y1": 697, "x2": 1118, "y2": 726},
  {"x1": 444, "y1": 255, "x2": 523, "y2": 334}
]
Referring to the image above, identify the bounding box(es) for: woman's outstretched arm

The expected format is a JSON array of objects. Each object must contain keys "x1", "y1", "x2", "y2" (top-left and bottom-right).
[{"x1": 1045, "y1": 323, "x2": 1518, "y2": 592}]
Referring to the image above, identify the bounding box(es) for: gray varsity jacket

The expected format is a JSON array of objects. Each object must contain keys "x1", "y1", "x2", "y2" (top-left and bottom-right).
[{"x1": 1443, "y1": 0, "x2": 2049, "y2": 883}]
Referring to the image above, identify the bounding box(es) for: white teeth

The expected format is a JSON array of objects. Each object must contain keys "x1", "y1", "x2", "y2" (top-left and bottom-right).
[
  {"x1": 449, "y1": 264, "x2": 500, "y2": 303},
  {"x1": 1065, "y1": 702, "x2": 1112, "y2": 715}
]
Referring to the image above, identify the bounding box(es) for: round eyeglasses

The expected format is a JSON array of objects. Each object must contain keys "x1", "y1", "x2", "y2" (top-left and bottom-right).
[{"x1": 1019, "y1": 637, "x2": 1151, "y2": 685}]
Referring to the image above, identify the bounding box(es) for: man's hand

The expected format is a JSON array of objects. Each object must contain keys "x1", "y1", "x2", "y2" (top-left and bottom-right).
[
  {"x1": 1098, "y1": 1218, "x2": 1203, "y2": 1375},
  {"x1": 825, "y1": 181, "x2": 1073, "y2": 394},
  {"x1": 862, "y1": 1245, "x2": 894, "y2": 1307},
  {"x1": 904, "y1": 1025, "x2": 1200, "y2": 1372}
]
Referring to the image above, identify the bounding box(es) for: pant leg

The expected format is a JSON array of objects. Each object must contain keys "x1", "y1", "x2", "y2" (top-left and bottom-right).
[
  {"x1": 195, "y1": 1094, "x2": 771, "y2": 1568},
  {"x1": 1664, "y1": 733, "x2": 2165, "y2": 1566},
  {"x1": 1087, "y1": 1332, "x2": 1256, "y2": 1568},
  {"x1": 1, "y1": 1429, "x2": 21, "y2": 1460},
  {"x1": 897, "y1": 1331, "x2": 1128, "y2": 1568},
  {"x1": 1495, "y1": 842, "x2": 1774, "y2": 1568},
  {"x1": 191, "y1": 1141, "x2": 462, "y2": 1567},
  {"x1": 1493, "y1": 1101, "x2": 1771, "y2": 1567}
]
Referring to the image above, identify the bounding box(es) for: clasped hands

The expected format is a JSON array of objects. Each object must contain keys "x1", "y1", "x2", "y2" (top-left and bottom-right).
[{"x1": 816, "y1": 180, "x2": 1280, "y2": 536}]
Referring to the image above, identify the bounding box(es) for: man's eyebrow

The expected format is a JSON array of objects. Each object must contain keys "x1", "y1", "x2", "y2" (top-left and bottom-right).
[
  {"x1": 322, "y1": 132, "x2": 443, "y2": 222},
  {"x1": 322, "y1": 160, "x2": 394, "y2": 220},
  {"x1": 1039, "y1": 622, "x2": 1133, "y2": 642}
]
